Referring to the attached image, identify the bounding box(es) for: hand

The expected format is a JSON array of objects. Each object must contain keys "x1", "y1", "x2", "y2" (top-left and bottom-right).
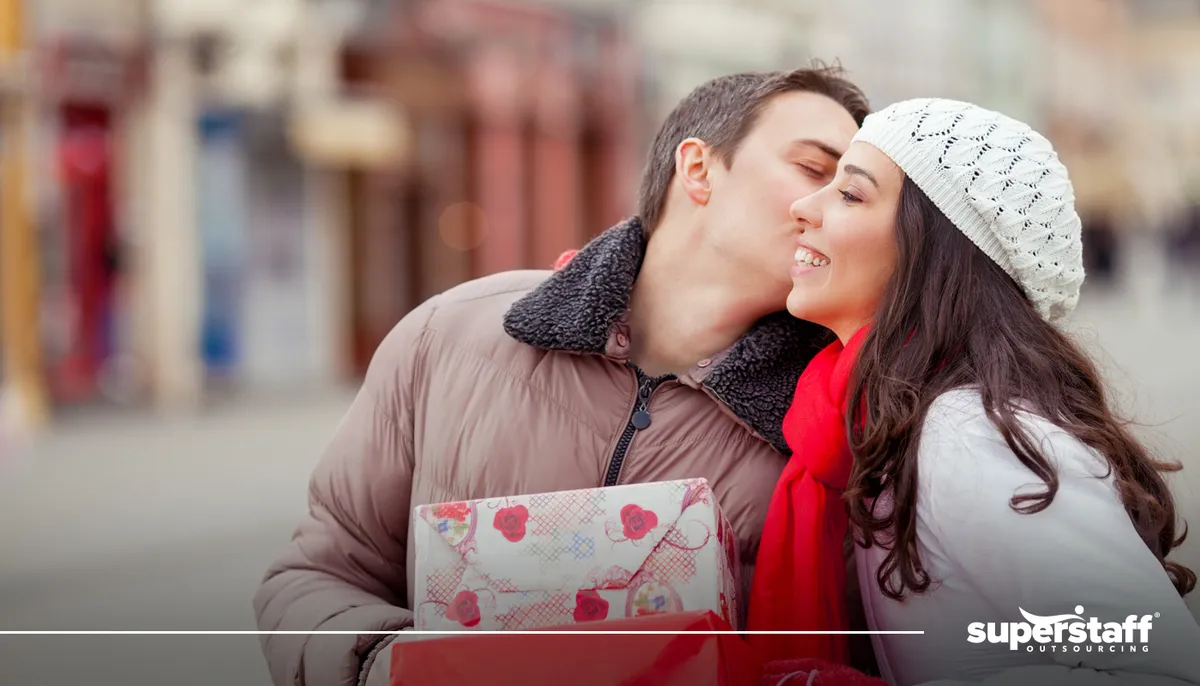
[
  {"x1": 363, "y1": 626, "x2": 423, "y2": 686},
  {"x1": 362, "y1": 638, "x2": 396, "y2": 686},
  {"x1": 760, "y1": 658, "x2": 889, "y2": 686}
]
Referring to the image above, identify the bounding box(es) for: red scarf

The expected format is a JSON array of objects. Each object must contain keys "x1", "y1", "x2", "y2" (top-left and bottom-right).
[{"x1": 746, "y1": 325, "x2": 871, "y2": 665}]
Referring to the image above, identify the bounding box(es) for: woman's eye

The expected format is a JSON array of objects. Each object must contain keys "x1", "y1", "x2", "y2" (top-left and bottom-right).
[{"x1": 840, "y1": 190, "x2": 862, "y2": 204}]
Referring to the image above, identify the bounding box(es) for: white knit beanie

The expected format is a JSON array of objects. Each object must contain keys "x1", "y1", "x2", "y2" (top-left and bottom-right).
[{"x1": 852, "y1": 98, "x2": 1085, "y2": 324}]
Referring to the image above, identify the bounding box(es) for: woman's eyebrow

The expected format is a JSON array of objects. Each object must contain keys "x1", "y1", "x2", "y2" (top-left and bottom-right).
[{"x1": 843, "y1": 163, "x2": 880, "y2": 189}]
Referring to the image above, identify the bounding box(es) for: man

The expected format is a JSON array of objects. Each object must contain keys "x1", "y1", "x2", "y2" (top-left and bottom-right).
[{"x1": 253, "y1": 63, "x2": 869, "y2": 686}]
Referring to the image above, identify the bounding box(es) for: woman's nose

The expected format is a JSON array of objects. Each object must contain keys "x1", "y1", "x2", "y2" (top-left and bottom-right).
[{"x1": 789, "y1": 191, "x2": 822, "y2": 231}]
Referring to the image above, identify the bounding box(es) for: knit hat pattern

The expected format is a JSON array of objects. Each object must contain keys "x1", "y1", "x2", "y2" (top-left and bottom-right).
[{"x1": 852, "y1": 98, "x2": 1085, "y2": 323}]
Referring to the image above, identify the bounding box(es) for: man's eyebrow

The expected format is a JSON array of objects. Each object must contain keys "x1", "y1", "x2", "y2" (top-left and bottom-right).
[
  {"x1": 790, "y1": 138, "x2": 844, "y2": 160},
  {"x1": 844, "y1": 163, "x2": 879, "y2": 189}
]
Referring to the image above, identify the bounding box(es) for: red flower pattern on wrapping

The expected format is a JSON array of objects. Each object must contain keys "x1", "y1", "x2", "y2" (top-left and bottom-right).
[
  {"x1": 620, "y1": 504, "x2": 658, "y2": 540},
  {"x1": 433, "y1": 502, "x2": 471, "y2": 522},
  {"x1": 493, "y1": 505, "x2": 530, "y2": 543},
  {"x1": 573, "y1": 590, "x2": 610, "y2": 622},
  {"x1": 445, "y1": 590, "x2": 482, "y2": 627}
]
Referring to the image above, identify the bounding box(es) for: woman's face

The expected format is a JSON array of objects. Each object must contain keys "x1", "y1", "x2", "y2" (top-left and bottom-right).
[{"x1": 787, "y1": 141, "x2": 904, "y2": 342}]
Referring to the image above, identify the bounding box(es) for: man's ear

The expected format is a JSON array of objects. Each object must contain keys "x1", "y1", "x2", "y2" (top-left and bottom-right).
[{"x1": 675, "y1": 138, "x2": 713, "y2": 206}]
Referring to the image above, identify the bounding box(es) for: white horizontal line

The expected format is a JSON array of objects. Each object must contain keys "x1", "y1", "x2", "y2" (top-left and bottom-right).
[{"x1": 0, "y1": 630, "x2": 924, "y2": 636}]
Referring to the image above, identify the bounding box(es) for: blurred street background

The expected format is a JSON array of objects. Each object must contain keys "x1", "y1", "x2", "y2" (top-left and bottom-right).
[{"x1": 1, "y1": 0, "x2": 1199, "y2": 684}]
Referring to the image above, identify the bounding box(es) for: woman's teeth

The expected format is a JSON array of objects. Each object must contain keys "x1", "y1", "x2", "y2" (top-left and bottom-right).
[{"x1": 795, "y1": 248, "x2": 830, "y2": 267}]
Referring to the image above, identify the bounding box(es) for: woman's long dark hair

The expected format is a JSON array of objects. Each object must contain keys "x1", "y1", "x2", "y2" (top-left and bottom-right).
[{"x1": 846, "y1": 177, "x2": 1195, "y2": 600}]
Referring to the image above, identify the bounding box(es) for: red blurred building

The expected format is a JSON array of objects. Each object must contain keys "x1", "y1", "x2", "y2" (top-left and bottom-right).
[{"x1": 337, "y1": 0, "x2": 644, "y2": 375}]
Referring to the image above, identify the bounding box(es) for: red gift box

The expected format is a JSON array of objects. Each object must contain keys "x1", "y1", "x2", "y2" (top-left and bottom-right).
[{"x1": 390, "y1": 610, "x2": 760, "y2": 686}]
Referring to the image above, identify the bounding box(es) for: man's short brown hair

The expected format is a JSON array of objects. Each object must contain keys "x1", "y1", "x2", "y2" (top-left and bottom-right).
[{"x1": 636, "y1": 62, "x2": 870, "y2": 232}]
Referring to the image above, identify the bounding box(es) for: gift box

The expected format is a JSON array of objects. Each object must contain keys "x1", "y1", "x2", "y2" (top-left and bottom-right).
[
  {"x1": 391, "y1": 610, "x2": 760, "y2": 686},
  {"x1": 413, "y1": 478, "x2": 742, "y2": 631}
]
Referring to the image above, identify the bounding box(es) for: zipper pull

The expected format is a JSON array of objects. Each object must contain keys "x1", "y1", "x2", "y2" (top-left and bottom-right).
[{"x1": 632, "y1": 379, "x2": 653, "y2": 430}]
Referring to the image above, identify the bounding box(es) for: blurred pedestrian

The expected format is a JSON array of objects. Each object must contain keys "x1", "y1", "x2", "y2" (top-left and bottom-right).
[
  {"x1": 1081, "y1": 212, "x2": 1119, "y2": 285},
  {"x1": 1165, "y1": 202, "x2": 1200, "y2": 302}
]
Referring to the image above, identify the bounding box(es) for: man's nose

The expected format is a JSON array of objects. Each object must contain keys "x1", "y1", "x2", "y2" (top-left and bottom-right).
[{"x1": 789, "y1": 191, "x2": 822, "y2": 232}]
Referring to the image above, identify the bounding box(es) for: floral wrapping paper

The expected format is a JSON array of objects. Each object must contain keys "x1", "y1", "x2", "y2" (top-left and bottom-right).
[{"x1": 413, "y1": 478, "x2": 742, "y2": 631}]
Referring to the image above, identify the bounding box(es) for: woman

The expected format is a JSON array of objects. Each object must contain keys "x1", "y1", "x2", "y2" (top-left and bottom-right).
[{"x1": 746, "y1": 98, "x2": 1200, "y2": 686}]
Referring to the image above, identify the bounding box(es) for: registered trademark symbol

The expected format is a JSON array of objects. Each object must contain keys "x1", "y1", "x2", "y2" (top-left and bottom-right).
[{"x1": 1155, "y1": 612, "x2": 1161, "y2": 618}]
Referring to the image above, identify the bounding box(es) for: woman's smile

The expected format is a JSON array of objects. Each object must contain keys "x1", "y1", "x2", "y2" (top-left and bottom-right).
[{"x1": 790, "y1": 242, "x2": 831, "y2": 278}]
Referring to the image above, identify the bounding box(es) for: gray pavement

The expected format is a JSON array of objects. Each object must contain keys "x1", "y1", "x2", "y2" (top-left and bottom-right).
[
  {"x1": 1, "y1": 259, "x2": 1199, "y2": 686},
  {"x1": 0, "y1": 388, "x2": 357, "y2": 686}
]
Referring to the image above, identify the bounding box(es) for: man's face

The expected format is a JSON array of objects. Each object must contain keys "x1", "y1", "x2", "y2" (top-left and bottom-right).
[{"x1": 704, "y1": 92, "x2": 860, "y2": 307}]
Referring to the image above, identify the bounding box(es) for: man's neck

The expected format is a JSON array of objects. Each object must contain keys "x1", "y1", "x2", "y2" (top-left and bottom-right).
[{"x1": 627, "y1": 233, "x2": 770, "y2": 377}]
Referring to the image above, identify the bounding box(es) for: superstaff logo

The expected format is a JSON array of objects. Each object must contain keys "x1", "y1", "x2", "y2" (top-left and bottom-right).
[{"x1": 967, "y1": 606, "x2": 1158, "y2": 653}]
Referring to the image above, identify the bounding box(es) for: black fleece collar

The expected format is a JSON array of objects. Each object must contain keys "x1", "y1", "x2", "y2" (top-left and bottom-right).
[{"x1": 503, "y1": 217, "x2": 830, "y2": 454}]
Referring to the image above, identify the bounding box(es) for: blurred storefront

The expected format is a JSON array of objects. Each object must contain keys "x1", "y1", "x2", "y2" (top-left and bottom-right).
[
  {"x1": 4, "y1": 0, "x2": 647, "y2": 413},
  {"x1": 326, "y1": 0, "x2": 643, "y2": 375},
  {"x1": 1, "y1": 0, "x2": 148, "y2": 423},
  {"x1": 19, "y1": 0, "x2": 352, "y2": 410},
  {"x1": 1127, "y1": 2, "x2": 1200, "y2": 227},
  {"x1": 143, "y1": 0, "x2": 357, "y2": 401},
  {"x1": 7, "y1": 0, "x2": 1200, "y2": 426}
]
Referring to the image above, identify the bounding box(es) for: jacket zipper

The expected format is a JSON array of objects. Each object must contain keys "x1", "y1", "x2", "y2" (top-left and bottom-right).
[{"x1": 603, "y1": 367, "x2": 671, "y2": 487}]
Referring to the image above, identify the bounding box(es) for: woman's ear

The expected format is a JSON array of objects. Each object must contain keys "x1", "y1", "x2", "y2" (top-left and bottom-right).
[{"x1": 675, "y1": 137, "x2": 713, "y2": 206}]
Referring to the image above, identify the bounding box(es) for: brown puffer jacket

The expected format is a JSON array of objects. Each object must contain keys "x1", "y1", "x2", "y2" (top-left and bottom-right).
[{"x1": 253, "y1": 218, "x2": 867, "y2": 686}]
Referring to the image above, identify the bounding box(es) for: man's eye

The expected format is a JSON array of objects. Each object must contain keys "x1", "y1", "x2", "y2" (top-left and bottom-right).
[{"x1": 797, "y1": 164, "x2": 825, "y2": 178}]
